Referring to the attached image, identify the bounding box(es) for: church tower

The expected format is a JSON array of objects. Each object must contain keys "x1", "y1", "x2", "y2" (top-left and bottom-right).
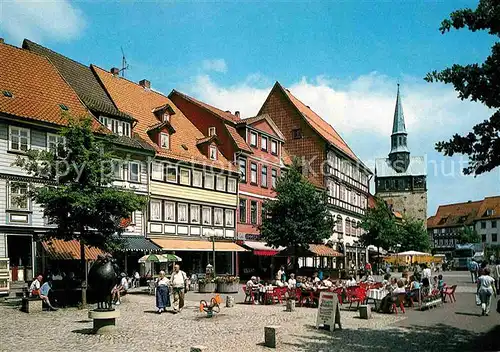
[{"x1": 375, "y1": 85, "x2": 427, "y2": 223}]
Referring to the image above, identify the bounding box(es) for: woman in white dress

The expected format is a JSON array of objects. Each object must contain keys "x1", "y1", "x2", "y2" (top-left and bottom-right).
[{"x1": 477, "y1": 268, "x2": 497, "y2": 316}]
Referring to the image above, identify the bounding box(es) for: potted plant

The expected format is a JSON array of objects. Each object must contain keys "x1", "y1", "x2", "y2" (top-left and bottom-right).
[
  {"x1": 198, "y1": 278, "x2": 216, "y2": 293},
  {"x1": 215, "y1": 276, "x2": 240, "y2": 293}
]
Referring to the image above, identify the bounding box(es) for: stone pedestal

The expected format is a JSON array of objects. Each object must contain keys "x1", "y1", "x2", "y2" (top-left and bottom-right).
[
  {"x1": 21, "y1": 298, "x2": 42, "y2": 313},
  {"x1": 285, "y1": 299, "x2": 295, "y2": 312},
  {"x1": 264, "y1": 325, "x2": 281, "y2": 348},
  {"x1": 190, "y1": 346, "x2": 207, "y2": 352},
  {"x1": 88, "y1": 309, "x2": 120, "y2": 335},
  {"x1": 359, "y1": 305, "x2": 371, "y2": 319},
  {"x1": 226, "y1": 295, "x2": 235, "y2": 308}
]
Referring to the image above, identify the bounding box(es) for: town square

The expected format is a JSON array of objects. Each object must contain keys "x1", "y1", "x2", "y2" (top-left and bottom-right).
[{"x1": 0, "y1": 1, "x2": 499, "y2": 351}]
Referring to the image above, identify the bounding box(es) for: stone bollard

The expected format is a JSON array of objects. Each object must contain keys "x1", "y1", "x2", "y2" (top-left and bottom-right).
[
  {"x1": 285, "y1": 298, "x2": 295, "y2": 312},
  {"x1": 264, "y1": 325, "x2": 281, "y2": 348},
  {"x1": 226, "y1": 295, "x2": 235, "y2": 308},
  {"x1": 359, "y1": 305, "x2": 371, "y2": 320},
  {"x1": 190, "y1": 346, "x2": 207, "y2": 352}
]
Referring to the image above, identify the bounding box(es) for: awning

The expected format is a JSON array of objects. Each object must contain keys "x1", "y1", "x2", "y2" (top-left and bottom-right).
[
  {"x1": 240, "y1": 241, "x2": 285, "y2": 256},
  {"x1": 42, "y1": 239, "x2": 105, "y2": 261},
  {"x1": 115, "y1": 235, "x2": 162, "y2": 252},
  {"x1": 150, "y1": 238, "x2": 247, "y2": 252},
  {"x1": 278, "y1": 244, "x2": 343, "y2": 257}
]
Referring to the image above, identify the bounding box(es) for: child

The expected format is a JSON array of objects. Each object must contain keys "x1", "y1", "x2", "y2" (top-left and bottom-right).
[
  {"x1": 432, "y1": 276, "x2": 438, "y2": 290},
  {"x1": 437, "y1": 274, "x2": 445, "y2": 292}
]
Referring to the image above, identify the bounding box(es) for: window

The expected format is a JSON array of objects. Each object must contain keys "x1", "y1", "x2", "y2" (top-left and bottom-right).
[
  {"x1": 481, "y1": 222, "x2": 487, "y2": 229},
  {"x1": 216, "y1": 175, "x2": 226, "y2": 192},
  {"x1": 113, "y1": 160, "x2": 123, "y2": 180},
  {"x1": 345, "y1": 218, "x2": 351, "y2": 235},
  {"x1": 351, "y1": 219, "x2": 357, "y2": 236},
  {"x1": 150, "y1": 200, "x2": 162, "y2": 221},
  {"x1": 227, "y1": 178, "x2": 237, "y2": 193},
  {"x1": 177, "y1": 203, "x2": 188, "y2": 223},
  {"x1": 163, "y1": 113, "x2": 170, "y2": 122},
  {"x1": 9, "y1": 126, "x2": 30, "y2": 152},
  {"x1": 47, "y1": 133, "x2": 65, "y2": 157},
  {"x1": 239, "y1": 199, "x2": 247, "y2": 223},
  {"x1": 486, "y1": 209, "x2": 495, "y2": 216},
  {"x1": 179, "y1": 168, "x2": 191, "y2": 185},
  {"x1": 166, "y1": 165, "x2": 177, "y2": 183},
  {"x1": 271, "y1": 169, "x2": 277, "y2": 189},
  {"x1": 250, "y1": 201, "x2": 258, "y2": 224},
  {"x1": 250, "y1": 162, "x2": 257, "y2": 184},
  {"x1": 250, "y1": 132, "x2": 257, "y2": 147},
  {"x1": 261, "y1": 166, "x2": 268, "y2": 187},
  {"x1": 292, "y1": 128, "x2": 302, "y2": 139},
  {"x1": 214, "y1": 208, "x2": 223, "y2": 226},
  {"x1": 493, "y1": 234, "x2": 498, "y2": 242},
  {"x1": 193, "y1": 170, "x2": 203, "y2": 187},
  {"x1": 209, "y1": 145, "x2": 217, "y2": 160},
  {"x1": 165, "y1": 202, "x2": 175, "y2": 222},
  {"x1": 202, "y1": 207, "x2": 212, "y2": 225},
  {"x1": 225, "y1": 209, "x2": 235, "y2": 227},
  {"x1": 160, "y1": 133, "x2": 170, "y2": 149},
  {"x1": 239, "y1": 158, "x2": 247, "y2": 183},
  {"x1": 340, "y1": 185, "x2": 346, "y2": 201},
  {"x1": 122, "y1": 122, "x2": 131, "y2": 137},
  {"x1": 8, "y1": 182, "x2": 29, "y2": 210},
  {"x1": 152, "y1": 162, "x2": 163, "y2": 181},
  {"x1": 190, "y1": 204, "x2": 200, "y2": 224},
  {"x1": 129, "y1": 162, "x2": 140, "y2": 182},
  {"x1": 482, "y1": 234, "x2": 487, "y2": 243},
  {"x1": 208, "y1": 127, "x2": 216, "y2": 136},
  {"x1": 492, "y1": 221, "x2": 497, "y2": 229},
  {"x1": 271, "y1": 140, "x2": 278, "y2": 155},
  {"x1": 336, "y1": 215, "x2": 343, "y2": 232},
  {"x1": 261, "y1": 136, "x2": 268, "y2": 151},
  {"x1": 204, "y1": 173, "x2": 214, "y2": 189}
]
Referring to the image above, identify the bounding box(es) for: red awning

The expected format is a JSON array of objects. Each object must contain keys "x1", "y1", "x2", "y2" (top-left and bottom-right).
[
  {"x1": 254, "y1": 249, "x2": 280, "y2": 256},
  {"x1": 240, "y1": 241, "x2": 284, "y2": 257}
]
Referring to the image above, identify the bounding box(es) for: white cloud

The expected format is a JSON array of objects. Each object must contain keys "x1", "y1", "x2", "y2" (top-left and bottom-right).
[
  {"x1": 185, "y1": 72, "x2": 497, "y2": 214},
  {"x1": 0, "y1": 0, "x2": 86, "y2": 43},
  {"x1": 201, "y1": 59, "x2": 227, "y2": 73}
]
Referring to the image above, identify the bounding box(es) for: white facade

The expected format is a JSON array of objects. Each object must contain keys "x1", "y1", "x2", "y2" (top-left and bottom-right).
[{"x1": 475, "y1": 219, "x2": 499, "y2": 246}]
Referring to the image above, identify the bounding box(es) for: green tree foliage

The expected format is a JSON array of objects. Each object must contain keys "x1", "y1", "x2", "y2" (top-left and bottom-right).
[
  {"x1": 398, "y1": 217, "x2": 431, "y2": 252},
  {"x1": 425, "y1": 0, "x2": 500, "y2": 175},
  {"x1": 359, "y1": 197, "x2": 400, "y2": 251},
  {"x1": 260, "y1": 158, "x2": 335, "y2": 266},
  {"x1": 457, "y1": 226, "x2": 481, "y2": 244}
]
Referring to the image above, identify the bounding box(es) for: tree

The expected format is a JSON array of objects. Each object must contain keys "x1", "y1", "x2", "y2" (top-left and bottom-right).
[
  {"x1": 425, "y1": 0, "x2": 500, "y2": 175},
  {"x1": 260, "y1": 158, "x2": 335, "y2": 270},
  {"x1": 398, "y1": 216, "x2": 431, "y2": 252},
  {"x1": 359, "y1": 197, "x2": 400, "y2": 251},
  {"x1": 14, "y1": 115, "x2": 147, "y2": 305},
  {"x1": 457, "y1": 226, "x2": 481, "y2": 244}
]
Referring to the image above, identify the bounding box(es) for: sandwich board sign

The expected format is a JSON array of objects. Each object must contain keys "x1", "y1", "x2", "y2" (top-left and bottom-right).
[{"x1": 316, "y1": 291, "x2": 342, "y2": 331}]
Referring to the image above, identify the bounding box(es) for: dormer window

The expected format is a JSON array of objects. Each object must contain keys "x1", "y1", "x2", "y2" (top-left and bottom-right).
[
  {"x1": 160, "y1": 133, "x2": 170, "y2": 149},
  {"x1": 486, "y1": 209, "x2": 495, "y2": 216},
  {"x1": 163, "y1": 113, "x2": 170, "y2": 122},
  {"x1": 208, "y1": 127, "x2": 216, "y2": 136},
  {"x1": 209, "y1": 145, "x2": 217, "y2": 160},
  {"x1": 250, "y1": 132, "x2": 257, "y2": 147}
]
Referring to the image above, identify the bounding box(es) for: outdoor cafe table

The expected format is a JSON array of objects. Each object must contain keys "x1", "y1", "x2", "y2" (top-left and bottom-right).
[{"x1": 366, "y1": 288, "x2": 388, "y2": 310}]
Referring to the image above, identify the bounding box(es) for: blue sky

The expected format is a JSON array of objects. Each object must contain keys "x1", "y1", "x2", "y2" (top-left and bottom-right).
[{"x1": 1, "y1": 0, "x2": 498, "y2": 215}]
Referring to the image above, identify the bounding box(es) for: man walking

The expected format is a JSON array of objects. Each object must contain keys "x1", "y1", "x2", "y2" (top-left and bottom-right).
[
  {"x1": 171, "y1": 264, "x2": 187, "y2": 313},
  {"x1": 469, "y1": 259, "x2": 479, "y2": 283}
]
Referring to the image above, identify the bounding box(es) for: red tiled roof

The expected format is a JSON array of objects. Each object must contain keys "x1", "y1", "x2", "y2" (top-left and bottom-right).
[
  {"x1": 309, "y1": 244, "x2": 343, "y2": 257},
  {"x1": 225, "y1": 124, "x2": 253, "y2": 153},
  {"x1": 196, "y1": 135, "x2": 219, "y2": 146},
  {"x1": 237, "y1": 113, "x2": 285, "y2": 141},
  {"x1": 93, "y1": 66, "x2": 235, "y2": 171},
  {"x1": 0, "y1": 43, "x2": 100, "y2": 130},
  {"x1": 274, "y1": 82, "x2": 361, "y2": 164},
  {"x1": 477, "y1": 196, "x2": 500, "y2": 220},
  {"x1": 427, "y1": 200, "x2": 482, "y2": 228},
  {"x1": 170, "y1": 90, "x2": 241, "y2": 123},
  {"x1": 42, "y1": 239, "x2": 104, "y2": 261}
]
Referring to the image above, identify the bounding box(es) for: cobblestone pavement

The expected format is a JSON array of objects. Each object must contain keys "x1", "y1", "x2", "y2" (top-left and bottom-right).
[{"x1": 0, "y1": 271, "x2": 498, "y2": 352}]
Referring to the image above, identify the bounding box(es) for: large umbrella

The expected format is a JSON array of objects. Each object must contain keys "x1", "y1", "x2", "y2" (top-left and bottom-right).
[
  {"x1": 138, "y1": 254, "x2": 182, "y2": 263},
  {"x1": 397, "y1": 250, "x2": 430, "y2": 256},
  {"x1": 162, "y1": 253, "x2": 182, "y2": 262}
]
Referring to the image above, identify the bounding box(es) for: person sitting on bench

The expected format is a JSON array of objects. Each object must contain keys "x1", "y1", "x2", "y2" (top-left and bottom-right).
[
  {"x1": 29, "y1": 275, "x2": 43, "y2": 297},
  {"x1": 39, "y1": 279, "x2": 58, "y2": 311}
]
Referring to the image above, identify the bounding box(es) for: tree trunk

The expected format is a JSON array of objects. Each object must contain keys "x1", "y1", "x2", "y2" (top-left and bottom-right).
[{"x1": 80, "y1": 240, "x2": 87, "y2": 307}]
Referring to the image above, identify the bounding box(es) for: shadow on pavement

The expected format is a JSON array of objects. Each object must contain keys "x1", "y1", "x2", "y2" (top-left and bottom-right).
[
  {"x1": 455, "y1": 311, "x2": 482, "y2": 317},
  {"x1": 282, "y1": 323, "x2": 494, "y2": 352},
  {"x1": 71, "y1": 328, "x2": 94, "y2": 335}
]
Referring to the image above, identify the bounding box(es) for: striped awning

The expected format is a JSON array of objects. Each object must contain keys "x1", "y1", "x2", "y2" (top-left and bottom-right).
[
  {"x1": 150, "y1": 238, "x2": 247, "y2": 252},
  {"x1": 42, "y1": 239, "x2": 105, "y2": 261},
  {"x1": 240, "y1": 241, "x2": 285, "y2": 256}
]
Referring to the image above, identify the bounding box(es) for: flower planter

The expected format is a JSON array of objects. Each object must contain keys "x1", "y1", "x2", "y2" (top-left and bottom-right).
[
  {"x1": 198, "y1": 282, "x2": 216, "y2": 293},
  {"x1": 419, "y1": 299, "x2": 442, "y2": 310},
  {"x1": 216, "y1": 282, "x2": 239, "y2": 293}
]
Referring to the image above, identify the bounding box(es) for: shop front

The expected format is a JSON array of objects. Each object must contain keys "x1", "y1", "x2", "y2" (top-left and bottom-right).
[{"x1": 237, "y1": 240, "x2": 286, "y2": 280}]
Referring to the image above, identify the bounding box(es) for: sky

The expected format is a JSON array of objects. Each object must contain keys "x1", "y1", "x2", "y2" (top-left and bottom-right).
[{"x1": 1, "y1": 0, "x2": 499, "y2": 216}]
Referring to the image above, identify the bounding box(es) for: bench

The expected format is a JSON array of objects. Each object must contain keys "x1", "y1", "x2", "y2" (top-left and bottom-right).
[{"x1": 21, "y1": 297, "x2": 43, "y2": 313}]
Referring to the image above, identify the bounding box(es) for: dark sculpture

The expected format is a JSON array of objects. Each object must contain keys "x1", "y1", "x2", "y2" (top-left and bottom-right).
[{"x1": 88, "y1": 253, "x2": 119, "y2": 310}]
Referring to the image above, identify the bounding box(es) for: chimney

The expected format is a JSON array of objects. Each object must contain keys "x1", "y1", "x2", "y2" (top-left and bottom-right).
[
  {"x1": 225, "y1": 110, "x2": 231, "y2": 114},
  {"x1": 139, "y1": 79, "x2": 151, "y2": 89},
  {"x1": 235, "y1": 111, "x2": 240, "y2": 118},
  {"x1": 110, "y1": 67, "x2": 120, "y2": 76}
]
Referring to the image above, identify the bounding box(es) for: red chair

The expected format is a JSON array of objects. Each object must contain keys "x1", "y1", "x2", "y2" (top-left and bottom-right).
[
  {"x1": 271, "y1": 288, "x2": 283, "y2": 305},
  {"x1": 391, "y1": 293, "x2": 406, "y2": 314},
  {"x1": 442, "y1": 285, "x2": 457, "y2": 303},
  {"x1": 347, "y1": 286, "x2": 367, "y2": 310},
  {"x1": 333, "y1": 287, "x2": 344, "y2": 304},
  {"x1": 243, "y1": 285, "x2": 255, "y2": 304}
]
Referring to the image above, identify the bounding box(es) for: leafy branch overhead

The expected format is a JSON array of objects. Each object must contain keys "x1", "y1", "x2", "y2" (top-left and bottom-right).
[
  {"x1": 13, "y1": 114, "x2": 147, "y2": 251},
  {"x1": 425, "y1": 0, "x2": 500, "y2": 175}
]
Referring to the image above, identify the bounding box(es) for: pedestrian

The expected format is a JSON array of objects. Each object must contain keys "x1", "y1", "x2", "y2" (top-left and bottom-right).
[
  {"x1": 495, "y1": 260, "x2": 500, "y2": 291},
  {"x1": 170, "y1": 264, "x2": 187, "y2": 313},
  {"x1": 477, "y1": 268, "x2": 497, "y2": 316},
  {"x1": 133, "y1": 271, "x2": 140, "y2": 288},
  {"x1": 469, "y1": 259, "x2": 479, "y2": 283},
  {"x1": 422, "y1": 264, "x2": 432, "y2": 282},
  {"x1": 155, "y1": 270, "x2": 170, "y2": 314}
]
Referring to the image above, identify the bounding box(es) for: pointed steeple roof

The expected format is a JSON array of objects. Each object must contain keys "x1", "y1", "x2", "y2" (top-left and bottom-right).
[{"x1": 392, "y1": 84, "x2": 407, "y2": 135}]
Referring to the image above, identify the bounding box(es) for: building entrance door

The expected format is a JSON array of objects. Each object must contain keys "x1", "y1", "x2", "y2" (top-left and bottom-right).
[{"x1": 7, "y1": 235, "x2": 33, "y2": 282}]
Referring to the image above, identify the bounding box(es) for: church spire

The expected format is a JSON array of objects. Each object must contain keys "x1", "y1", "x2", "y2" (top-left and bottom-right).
[
  {"x1": 389, "y1": 84, "x2": 410, "y2": 172},
  {"x1": 392, "y1": 84, "x2": 407, "y2": 134}
]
